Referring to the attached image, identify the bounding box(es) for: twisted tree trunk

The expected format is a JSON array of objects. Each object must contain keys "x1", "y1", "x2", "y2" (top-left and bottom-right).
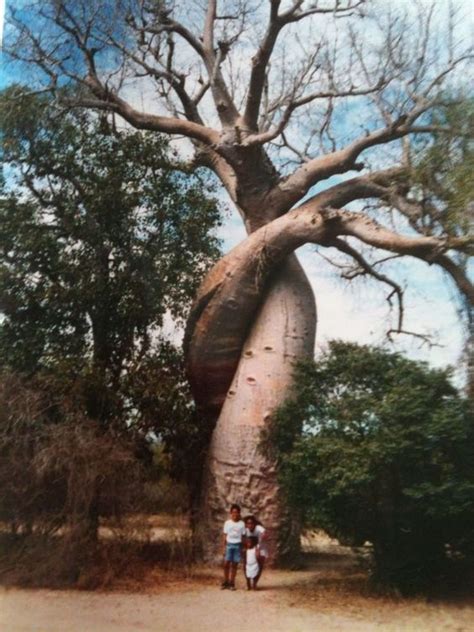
[
  {"x1": 185, "y1": 208, "x2": 324, "y2": 562},
  {"x1": 198, "y1": 257, "x2": 316, "y2": 561}
]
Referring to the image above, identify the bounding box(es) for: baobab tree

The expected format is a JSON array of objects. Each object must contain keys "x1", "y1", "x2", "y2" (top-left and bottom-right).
[{"x1": 6, "y1": 0, "x2": 473, "y2": 560}]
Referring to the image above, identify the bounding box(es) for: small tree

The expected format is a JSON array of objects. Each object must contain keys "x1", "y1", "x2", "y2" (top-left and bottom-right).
[
  {"x1": 0, "y1": 87, "x2": 221, "y2": 428},
  {"x1": 0, "y1": 372, "x2": 146, "y2": 585},
  {"x1": 268, "y1": 341, "x2": 474, "y2": 592}
]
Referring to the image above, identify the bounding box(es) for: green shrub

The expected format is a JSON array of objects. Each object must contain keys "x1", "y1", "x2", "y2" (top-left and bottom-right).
[{"x1": 267, "y1": 341, "x2": 474, "y2": 593}]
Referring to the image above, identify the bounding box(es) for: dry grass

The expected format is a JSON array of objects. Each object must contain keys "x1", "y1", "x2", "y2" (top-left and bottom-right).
[{"x1": 0, "y1": 513, "x2": 194, "y2": 590}]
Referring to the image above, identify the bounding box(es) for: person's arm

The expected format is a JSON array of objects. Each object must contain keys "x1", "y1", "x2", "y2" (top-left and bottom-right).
[
  {"x1": 240, "y1": 525, "x2": 246, "y2": 552},
  {"x1": 223, "y1": 522, "x2": 229, "y2": 556}
]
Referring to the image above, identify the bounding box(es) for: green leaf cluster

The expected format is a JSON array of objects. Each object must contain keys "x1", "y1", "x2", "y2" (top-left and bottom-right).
[{"x1": 0, "y1": 87, "x2": 221, "y2": 375}]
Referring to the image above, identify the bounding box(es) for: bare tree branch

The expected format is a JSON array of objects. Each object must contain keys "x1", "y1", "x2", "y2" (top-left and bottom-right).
[
  {"x1": 80, "y1": 73, "x2": 220, "y2": 144},
  {"x1": 243, "y1": 0, "x2": 283, "y2": 130},
  {"x1": 244, "y1": 79, "x2": 387, "y2": 146}
]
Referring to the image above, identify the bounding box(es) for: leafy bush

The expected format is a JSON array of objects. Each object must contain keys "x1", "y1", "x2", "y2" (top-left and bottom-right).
[{"x1": 268, "y1": 341, "x2": 474, "y2": 593}]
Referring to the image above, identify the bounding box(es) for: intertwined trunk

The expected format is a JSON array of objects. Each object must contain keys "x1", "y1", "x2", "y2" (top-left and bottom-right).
[
  {"x1": 199, "y1": 257, "x2": 315, "y2": 561},
  {"x1": 185, "y1": 204, "x2": 320, "y2": 561}
]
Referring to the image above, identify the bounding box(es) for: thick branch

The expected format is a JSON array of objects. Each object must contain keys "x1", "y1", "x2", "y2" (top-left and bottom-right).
[
  {"x1": 280, "y1": 130, "x2": 413, "y2": 210},
  {"x1": 203, "y1": 0, "x2": 217, "y2": 52},
  {"x1": 325, "y1": 207, "x2": 472, "y2": 257},
  {"x1": 434, "y1": 254, "x2": 474, "y2": 307},
  {"x1": 186, "y1": 0, "x2": 240, "y2": 126},
  {"x1": 185, "y1": 190, "x2": 471, "y2": 412},
  {"x1": 81, "y1": 75, "x2": 219, "y2": 145},
  {"x1": 307, "y1": 168, "x2": 405, "y2": 209}
]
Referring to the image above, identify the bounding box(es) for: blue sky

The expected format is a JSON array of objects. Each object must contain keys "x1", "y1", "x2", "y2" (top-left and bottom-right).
[{"x1": 0, "y1": 1, "x2": 4, "y2": 49}]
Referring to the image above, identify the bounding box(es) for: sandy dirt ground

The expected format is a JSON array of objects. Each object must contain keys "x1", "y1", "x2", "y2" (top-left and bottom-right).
[
  {"x1": 2, "y1": 565, "x2": 474, "y2": 632},
  {"x1": 1, "y1": 528, "x2": 473, "y2": 632}
]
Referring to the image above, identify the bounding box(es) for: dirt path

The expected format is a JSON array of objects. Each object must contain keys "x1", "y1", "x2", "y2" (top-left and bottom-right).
[{"x1": 2, "y1": 567, "x2": 474, "y2": 632}]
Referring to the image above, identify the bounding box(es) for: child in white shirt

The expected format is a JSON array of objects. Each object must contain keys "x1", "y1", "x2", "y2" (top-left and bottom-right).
[
  {"x1": 222, "y1": 503, "x2": 245, "y2": 590},
  {"x1": 244, "y1": 515, "x2": 267, "y2": 587},
  {"x1": 243, "y1": 536, "x2": 261, "y2": 590}
]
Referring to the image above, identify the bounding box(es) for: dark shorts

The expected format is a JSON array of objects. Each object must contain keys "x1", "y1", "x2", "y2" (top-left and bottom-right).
[{"x1": 225, "y1": 543, "x2": 241, "y2": 563}]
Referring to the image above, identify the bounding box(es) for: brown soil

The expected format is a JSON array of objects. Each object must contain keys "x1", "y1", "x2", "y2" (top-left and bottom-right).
[{"x1": 1, "y1": 532, "x2": 473, "y2": 632}]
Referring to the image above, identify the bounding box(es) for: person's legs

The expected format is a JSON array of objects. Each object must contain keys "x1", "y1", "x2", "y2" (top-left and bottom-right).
[
  {"x1": 223, "y1": 544, "x2": 240, "y2": 589},
  {"x1": 254, "y1": 556, "x2": 266, "y2": 587},
  {"x1": 229, "y1": 561, "x2": 238, "y2": 588},
  {"x1": 222, "y1": 559, "x2": 231, "y2": 587}
]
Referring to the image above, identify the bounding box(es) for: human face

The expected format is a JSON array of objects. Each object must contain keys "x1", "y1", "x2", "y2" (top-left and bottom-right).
[
  {"x1": 230, "y1": 508, "x2": 241, "y2": 522},
  {"x1": 245, "y1": 518, "x2": 256, "y2": 532}
]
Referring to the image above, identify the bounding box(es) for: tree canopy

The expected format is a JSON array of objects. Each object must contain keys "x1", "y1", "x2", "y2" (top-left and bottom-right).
[
  {"x1": 0, "y1": 87, "x2": 221, "y2": 380},
  {"x1": 0, "y1": 89, "x2": 223, "y2": 487}
]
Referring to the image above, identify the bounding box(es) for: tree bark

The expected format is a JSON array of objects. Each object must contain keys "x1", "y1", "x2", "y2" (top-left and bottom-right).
[{"x1": 193, "y1": 255, "x2": 316, "y2": 562}]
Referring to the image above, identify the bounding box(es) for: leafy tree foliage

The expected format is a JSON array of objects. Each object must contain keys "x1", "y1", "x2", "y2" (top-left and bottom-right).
[
  {"x1": 411, "y1": 99, "x2": 474, "y2": 238},
  {"x1": 410, "y1": 99, "x2": 474, "y2": 397},
  {"x1": 268, "y1": 341, "x2": 474, "y2": 592},
  {"x1": 0, "y1": 87, "x2": 221, "y2": 429}
]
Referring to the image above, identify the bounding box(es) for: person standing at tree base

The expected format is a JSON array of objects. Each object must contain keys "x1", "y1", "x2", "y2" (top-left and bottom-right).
[
  {"x1": 221, "y1": 504, "x2": 245, "y2": 590},
  {"x1": 244, "y1": 515, "x2": 268, "y2": 587},
  {"x1": 243, "y1": 536, "x2": 261, "y2": 590}
]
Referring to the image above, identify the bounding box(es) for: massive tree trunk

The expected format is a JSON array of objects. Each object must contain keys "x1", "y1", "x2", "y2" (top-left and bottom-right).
[
  {"x1": 184, "y1": 197, "x2": 326, "y2": 561},
  {"x1": 184, "y1": 204, "x2": 320, "y2": 561},
  {"x1": 198, "y1": 256, "x2": 316, "y2": 562}
]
